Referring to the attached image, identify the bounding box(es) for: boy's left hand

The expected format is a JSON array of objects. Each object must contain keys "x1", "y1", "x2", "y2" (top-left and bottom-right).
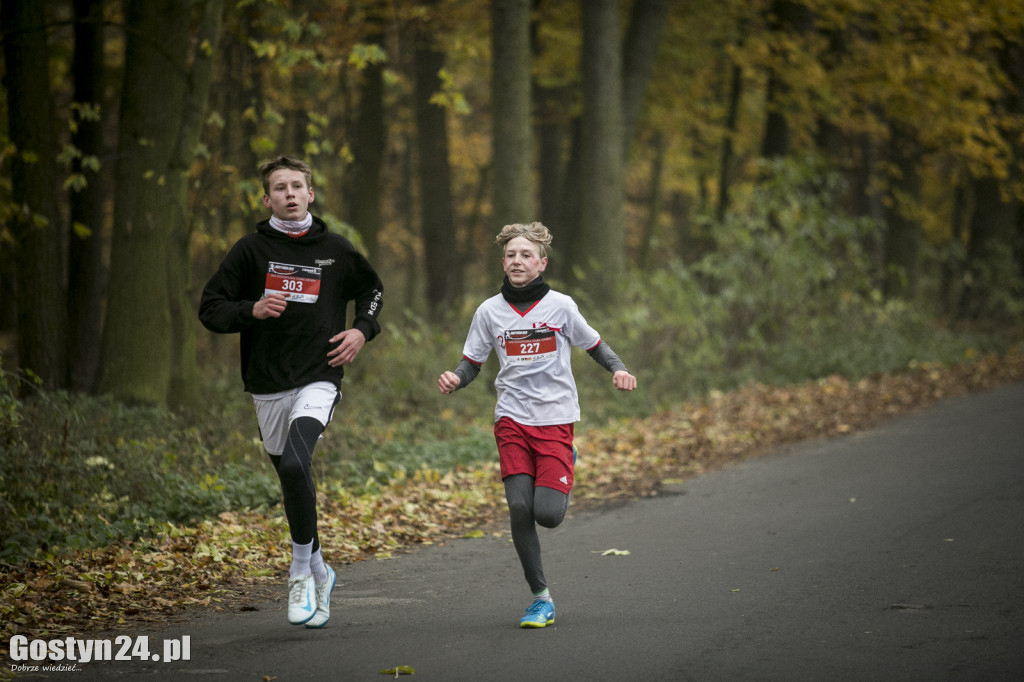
[
  {"x1": 612, "y1": 370, "x2": 637, "y2": 391},
  {"x1": 328, "y1": 329, "x2": 367, "y2": 367}
]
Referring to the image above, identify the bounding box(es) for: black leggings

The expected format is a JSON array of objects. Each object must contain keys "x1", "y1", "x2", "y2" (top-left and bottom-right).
[
  {"x1": 268, "y1": 416, "x2": 325, "y2": 551},
  {"x1": 504, "y1": 473, "x2": 570, "y2": 594}
]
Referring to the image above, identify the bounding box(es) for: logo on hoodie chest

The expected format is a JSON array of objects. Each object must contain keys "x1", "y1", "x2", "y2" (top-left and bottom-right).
[{"x1": 264, "y1": 261, "x2": 321, "y2": 303}]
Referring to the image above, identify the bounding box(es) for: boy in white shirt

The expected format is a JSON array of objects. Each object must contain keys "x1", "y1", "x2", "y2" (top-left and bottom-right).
[{"x1": 438, "y1": 222, "x2": 636, "y2": 628}]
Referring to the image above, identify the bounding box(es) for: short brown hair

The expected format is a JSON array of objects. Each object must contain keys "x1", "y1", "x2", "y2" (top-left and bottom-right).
[
  {"x1": 259, "y1": 156, "x2": 312, "y2": 194},
  {"x1": 495, "y1": 222, "x2": 553, "y2": 258}
]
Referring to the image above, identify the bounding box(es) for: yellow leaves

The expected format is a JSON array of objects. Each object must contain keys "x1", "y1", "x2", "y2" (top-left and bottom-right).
[
  {"x1": 6, "y1": 583, "x2": 28, "y2": 599},
  {"x1": 194, "y1": 543, "x2": 225, "y2": 564},
  {"x1": 429, "y1": 69, "x2": 472, "y2": 116},
  {"x1": 413, "y1": 468, "x2": 441, "y2": 484},
  {"x1": 348, "y1": 43, "x2": 388, "y2": 70}
]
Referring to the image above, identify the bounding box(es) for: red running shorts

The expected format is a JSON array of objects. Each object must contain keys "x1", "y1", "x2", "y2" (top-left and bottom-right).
[{"x1": 494, "y1": 417, "x2": 575, "y2": 494}]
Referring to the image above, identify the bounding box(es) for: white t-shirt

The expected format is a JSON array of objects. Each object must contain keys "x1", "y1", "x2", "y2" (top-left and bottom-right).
[{"x1": 462, "y1": 290, "x2": 601, "y2": 426}]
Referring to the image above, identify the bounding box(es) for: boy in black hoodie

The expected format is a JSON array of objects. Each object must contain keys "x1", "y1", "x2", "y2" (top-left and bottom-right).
[{"x1": 199, "y1": 156, "x2": 383, "y2": 628}]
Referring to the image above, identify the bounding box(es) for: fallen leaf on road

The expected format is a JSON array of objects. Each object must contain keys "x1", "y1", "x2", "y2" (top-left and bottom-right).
[{"x1": 380, "y1": 665, "x2": 415, "y2": 676}]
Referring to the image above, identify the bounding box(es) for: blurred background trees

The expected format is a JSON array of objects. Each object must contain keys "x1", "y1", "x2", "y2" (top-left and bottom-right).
[{"x1": 1, "y1": 0, "x2": 1022, "y2": 407}]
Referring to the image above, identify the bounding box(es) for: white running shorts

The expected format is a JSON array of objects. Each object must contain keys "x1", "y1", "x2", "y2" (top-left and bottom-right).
[{"x1": 252, "y1": 381, "x2": 340, "y2": 456}]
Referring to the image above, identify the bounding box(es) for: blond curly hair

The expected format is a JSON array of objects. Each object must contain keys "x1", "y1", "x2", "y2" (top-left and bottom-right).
[{"x1": 494, "y1": 222, "x2": 553, "y2": 258}]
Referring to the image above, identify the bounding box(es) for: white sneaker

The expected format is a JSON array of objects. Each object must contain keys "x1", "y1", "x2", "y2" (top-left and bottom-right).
[
  {"x1": 305, "y1": 564, "x2": 336, "y2": 629},
  {"x1": 287, "y1": 574, "x2": 316, "y2": 625}
]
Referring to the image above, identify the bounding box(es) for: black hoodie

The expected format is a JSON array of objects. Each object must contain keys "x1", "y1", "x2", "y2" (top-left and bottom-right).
[{"x1": 199, "y1": 215, "x2": 383, "y2": 394}]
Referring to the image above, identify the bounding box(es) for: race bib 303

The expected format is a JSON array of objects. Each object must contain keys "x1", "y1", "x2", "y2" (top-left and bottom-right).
[{"x1": 264, "y1": 262, "x2": 321, "y2": 303}]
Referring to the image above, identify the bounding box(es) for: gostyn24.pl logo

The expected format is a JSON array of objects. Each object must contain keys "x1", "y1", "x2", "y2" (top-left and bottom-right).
[{"x1": 8, "y1": 634, "x2": 191, "y2": 669}]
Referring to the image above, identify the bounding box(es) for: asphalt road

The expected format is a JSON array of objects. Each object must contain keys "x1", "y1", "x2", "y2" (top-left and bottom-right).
[{"x1": 18, "y1": 382, "x2": 1024, "y2": 681}]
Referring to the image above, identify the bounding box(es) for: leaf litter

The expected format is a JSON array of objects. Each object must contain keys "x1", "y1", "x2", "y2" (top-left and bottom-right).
[{"x1": 2, "y1": 349, "x2": 1022, "y2": 654}]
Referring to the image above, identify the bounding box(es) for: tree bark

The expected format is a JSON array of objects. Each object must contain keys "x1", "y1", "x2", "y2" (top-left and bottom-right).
[
  {"x1": 534, "y1": 84, "x2": 571, "y2": 228},
  {"x1": 414, "y1": 25, "x2": 458, "y2": 314},
  {"x1": 638, "y1": 132, "x2": 666, "y2": 270},
  {"x1": 68, "y1": 0, "x2": 111, "y2": 392},
  {"x1": 574, "y1": 0, "x2": 625, "y2": 299},
  {"x1": 2, "y1": 0, "x2": 68, "y2": 389},
  {"x1": 958, "y1": 38, "x2": 1024, "y2": 322},
  {"x1": 717, "y1": 56, "x2": 743, "y2": 222},
  {"x1": 760, "y1": 0, "x2": 813, "y2": 159},
  {"x1": 167, "y1": 0, "x2": 223, "y2": 408},
  {"x1": 346, "y1": 26, "x2": 387, "y2": 262},
  {"x1": 210, "y1": 1, "x2": 262, "y2": 245},
  {"x1": 621, "y1": 0, "x2": 669, "y2": 155},
  {"x1": 882, "y1": 124, "x2": 922, "y2": 300},
  {"x1": 491, "y1": 0, "x2": 534, "y2": 227},
  {"x1": 98, "y1": 0, "x2": 220, "y2": 405}
]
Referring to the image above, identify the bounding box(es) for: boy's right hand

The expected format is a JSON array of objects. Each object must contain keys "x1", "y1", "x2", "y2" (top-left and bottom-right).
[
  {"x1": 438, "y1": 371, "x2": 461, "y2": 394},
  {"x1": 253, "y1": 292, "x2": 288, "y2": 320}
]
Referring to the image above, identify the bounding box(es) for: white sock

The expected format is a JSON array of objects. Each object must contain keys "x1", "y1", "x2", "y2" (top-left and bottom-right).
[
  {"x1": 290, "y1": 540, "x2": 313, "y2": 579},
  {"x1": 533, "y1": 588, "x2": 552, "y2": 602},
  {"x1": 310, "y1": 548, "x2": 329, "y2": 584}
]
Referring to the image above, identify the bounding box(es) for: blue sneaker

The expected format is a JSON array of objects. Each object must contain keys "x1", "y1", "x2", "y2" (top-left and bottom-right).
[
  {"x1": 305, "y1": 564, "x2": 336, "y2": 629},
  {"x1": 520, "y1": 599, "x2": 555, "y2": 628},
  {"x1": 287, "y1": 574, "x2": 317, "y2": 625}
]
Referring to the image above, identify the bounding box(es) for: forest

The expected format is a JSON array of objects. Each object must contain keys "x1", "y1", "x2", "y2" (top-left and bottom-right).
[{"x1": 1, "y1": 0, "x2": 1023, "y2": 564}]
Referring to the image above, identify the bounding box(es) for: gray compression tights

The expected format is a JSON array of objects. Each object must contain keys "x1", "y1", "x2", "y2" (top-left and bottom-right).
[
  {"x1": 268, "y1": 416, "x2": 325, "y2": 551},
  {"x1": 503, "y1": 473, "x2": 570, "y2": 594}
]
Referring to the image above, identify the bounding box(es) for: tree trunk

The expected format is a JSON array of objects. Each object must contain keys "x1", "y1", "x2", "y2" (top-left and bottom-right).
[
  {"x1": 491, "y1": 0, "x2": 533, "y2": 227},
  {"x1": 621, "y1": 0, "x2": 669, "y2": 155},
  {"x1": 345, "y1": 27, "x2": 387, "y2": 262},
  {"x1": 761, "y1": 80, "x2": 789, "y2": 159},
  {"x1": 414, "y1": 27, "x2": 458, "y2": 315},
  {"x1": 573, "y1": 0, "x2": 625, "y2": 299},
  {"x1": 2, "y1": 0, "x2": 68, "y2": 389},
  {"x1": 941, "y1": 179, "x2": 969, "y2": 316},
  {"x1": 98, "y1": 0, "x2": 218, "y2": 405},
  {"x1": 68, "y1": 0, "x2": 111, "y2": 393},
  {"x1": 959, "y1": 38, "x2": 1024, "y2": 322},
  {"x1": 638, "y1": 132, "x2": 666, "y2": 270},
  {"x1": 211, "y1": 1, "x2": 262, "y2": 245},
  {"x1": 959, "y1": 178, "x2": 1020, "y2": 321},
  {"x1": 534, "y1": 84, "x2": 571, "y2": 229},
  {"x1": 760, "y1": 0, "x2": 813, "y2": 159},
  {"x1": 167, "y1": 0, "x2": 223, "y2": 408},
  {"x1": 882, "y1": 125, "x2": 922, "y2": 300},
  {"x1": 717, "y1": 56, "x2": 743, "y2": 222}
]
